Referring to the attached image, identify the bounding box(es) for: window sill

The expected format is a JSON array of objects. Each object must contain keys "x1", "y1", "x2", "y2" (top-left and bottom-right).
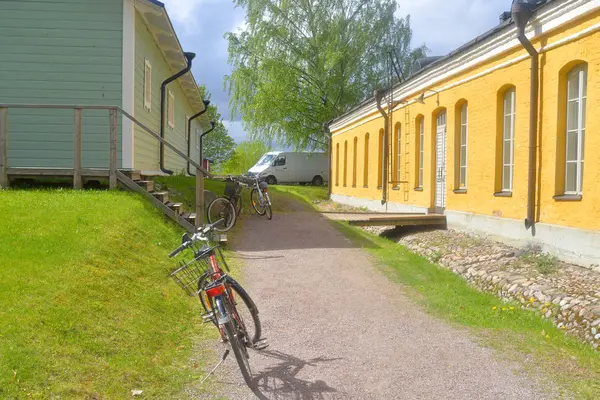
[
  {"x1": 414, "y1": 187, "x2": 423, "y2": 192},
  {"x1": 363, "y1": 185, "x2": 369, "y2": 189},
  {"x1": 377, "y1": 186, "x2": 382, "y2": 190},
  {"x1": 392, "y1": 186, "x2": 400, "y2": 191},
  {"x1": 352, "y1": 185, "x2": 356, "y2": 188},
  {"x1": 494, "y1": 191, "x2": 512, "y2": 198},
  {"x1": 453, "y1": 189, "x2": 467, "y2": 194},
  {"x1": 553, "y1": 194, "x2": 582, "y2": 202}
]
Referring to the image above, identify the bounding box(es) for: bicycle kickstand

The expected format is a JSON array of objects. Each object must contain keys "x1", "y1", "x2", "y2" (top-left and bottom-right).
[{"x1": 200, "y1": 349, "x2": 230, "y2": 385}]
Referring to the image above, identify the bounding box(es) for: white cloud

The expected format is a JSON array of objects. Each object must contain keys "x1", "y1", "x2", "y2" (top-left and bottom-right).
[
  {"x1": 160, "y1": 0, "x2": 207, "y2": 32},
  {"x1": 223, "y1": 120, "x2": 248, "y2": 144},
  {"x1": 396, "y1": 0, "x2": 510, "y2": 54}
]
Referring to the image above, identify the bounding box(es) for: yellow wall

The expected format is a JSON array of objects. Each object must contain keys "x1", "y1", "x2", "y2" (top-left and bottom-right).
[{"x1": 332, "y1": 10, "x2": 600, "y2": 231}]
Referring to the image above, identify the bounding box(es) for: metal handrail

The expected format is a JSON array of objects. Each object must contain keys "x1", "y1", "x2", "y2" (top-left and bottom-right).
[{"x1": 0, "y1": 103, "x2": 212, "y2": 178}]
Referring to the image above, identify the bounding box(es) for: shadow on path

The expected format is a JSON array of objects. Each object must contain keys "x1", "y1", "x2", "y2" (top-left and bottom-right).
[{"x1": 251, "y1": 350, "x2": 341, "y2": 400}]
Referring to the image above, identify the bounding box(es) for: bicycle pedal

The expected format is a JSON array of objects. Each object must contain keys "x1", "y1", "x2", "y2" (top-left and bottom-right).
[{"x1": 253, "y1": 338, "x2": 269, "y2": 350}]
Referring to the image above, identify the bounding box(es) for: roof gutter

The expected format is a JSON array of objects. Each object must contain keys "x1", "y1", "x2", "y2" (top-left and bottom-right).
[
  {"x1": 186, "y1": 100, "x2": 210, "y2": 176},
  {"x1": 512, "y1": 0, "x2": 539, "y2": 232},
  {"x1": 374, "y1": 89, "x2": 389, "y2": 206},
  {"x1": 160, "y1": 51, "x2": 196, "y2": 175}
]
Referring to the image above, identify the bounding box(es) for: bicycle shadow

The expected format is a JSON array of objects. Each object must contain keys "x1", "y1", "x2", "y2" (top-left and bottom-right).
[{"x1": 250, "y1": 350, "x2": 341, "y2": 400}]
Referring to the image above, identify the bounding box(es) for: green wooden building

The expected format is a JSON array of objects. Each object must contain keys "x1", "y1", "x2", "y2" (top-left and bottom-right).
[{"x1": 0, "y1": 0, "x2": 209, "y2": 178}]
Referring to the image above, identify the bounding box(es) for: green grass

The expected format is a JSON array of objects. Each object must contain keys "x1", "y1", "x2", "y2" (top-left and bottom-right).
[
  {"x1": 268, "y1": 185, "x2": 329, "y2": 206},
  {"x1": 275, "y1": 187, "x2": 600, "y2": 399},
  {"x1": 0, "y1": 190, "x2": 216, "y2": 399},
  {"x1": 520, "y1": 250, "x2": 561, "y2": 275}
]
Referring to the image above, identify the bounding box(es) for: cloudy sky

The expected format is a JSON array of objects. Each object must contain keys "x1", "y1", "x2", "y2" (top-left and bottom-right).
[{"x1": 160, "y1": 0, "x2": 513, "y2": 143}]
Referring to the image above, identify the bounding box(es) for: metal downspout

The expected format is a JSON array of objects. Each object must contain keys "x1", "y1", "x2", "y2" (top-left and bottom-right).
[
  {"x1": 199, "y1": 122, "x2": 216, "y2": 171},
  {"x1": 186, "y1": 100, "x2": 210, "y2": 176},
  {"x1": 512, "y1": 1, "x2": 539, "y2": 231},
  {"x1": 160, "y1": 52, "x2": 196, "y2": 175},
  {"x1": 324, "y1": 122, "x2": 332, "y2": 198},
  {"x1": 375, "y1": 89, "x2": 389, "y2": 206}
]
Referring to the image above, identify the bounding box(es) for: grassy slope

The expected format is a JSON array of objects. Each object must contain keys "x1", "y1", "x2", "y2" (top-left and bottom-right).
[
  {"x1": 0, "y1": 190, "x2": 215, "y2": 399},
  {"x1": 276, "y1": 186, "x2": 600, "y2": 399}
]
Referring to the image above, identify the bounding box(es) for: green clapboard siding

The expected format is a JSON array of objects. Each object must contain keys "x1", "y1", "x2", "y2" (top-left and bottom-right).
[
  {"x1": 133, "y1": 10, "x2": 201, "y2": 173},
  {"x1": 0, "y1": 0, "x2": 123, "y2": 169}
]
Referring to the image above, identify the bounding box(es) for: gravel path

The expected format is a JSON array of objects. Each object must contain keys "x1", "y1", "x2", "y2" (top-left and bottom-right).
[{"x1": 211, "y1": 207, "x2": 552, "y2": 399}]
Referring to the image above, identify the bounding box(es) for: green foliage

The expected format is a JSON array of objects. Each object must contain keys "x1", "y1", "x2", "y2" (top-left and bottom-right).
[
  {"x1": 225, "y1": 0, "x2": 427, "y2": 150},
  {"x1": 520, "y1": 250, "x2": 560, "y2": 275},
  {"x1": 197, "y1": 85, "x2": 236, "y2": 169},
  {"x1": 219, "y1": 140, "x2": 272, "y2": 175},
  {"x1": 0, "y1": 190, "x2": 216, "y2": 398}
]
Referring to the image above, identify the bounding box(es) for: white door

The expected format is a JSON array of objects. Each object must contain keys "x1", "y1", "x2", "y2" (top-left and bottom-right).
[
  {"x1": 272, "y1": 155, "x2": 289, "y2": 182},
  {"x1": 435, "y1": 112, "x2": 447, "y2": 211}
]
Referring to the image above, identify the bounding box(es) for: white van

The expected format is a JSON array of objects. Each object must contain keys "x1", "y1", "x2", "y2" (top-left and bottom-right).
[{"x1": 248, "y1": 152, "x2": 329, "y2": 185}]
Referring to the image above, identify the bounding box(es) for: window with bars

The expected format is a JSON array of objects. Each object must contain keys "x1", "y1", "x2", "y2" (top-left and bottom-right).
[
  {"x1": 394, "y1": 123, "x2": 401, "y2": 185},
  {"x1": 364, "y1": 133, "x2": 369, "y2": 187},
  {"x1": 502, "y1": 89, "x2": 516, "y2": 192},
  {"x1": 458, "y1": 103, "x2": 468, "y2": 189},
  {"x1": 144, "y1": 59, "x2": 152, "y2": 111},
  {"x1": 564, "y1": 65, "x2": 587, "y2": 195},
  {"x1": 417, "y1": 117, "x2": 425, "y2": 189}
]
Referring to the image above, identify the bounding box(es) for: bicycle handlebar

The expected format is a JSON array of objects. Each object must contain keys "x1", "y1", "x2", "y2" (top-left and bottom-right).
[{"x1": 168, "y1": 218, "x2": 224, "y2": 258}]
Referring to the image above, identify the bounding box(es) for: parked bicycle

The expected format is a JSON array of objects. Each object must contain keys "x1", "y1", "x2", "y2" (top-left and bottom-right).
[
  {"x1": 249, "y1": 176, "x2": 273, "y2": 220},
  {"x1": 168, "y1": 219, "x2": 267, "y2": 387},
  {"x1": 206, "y1": 176, "x2": 242, "y2": 232}
]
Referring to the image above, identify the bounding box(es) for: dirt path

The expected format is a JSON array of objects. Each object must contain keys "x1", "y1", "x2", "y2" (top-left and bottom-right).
[{"x1": 212, "y1": 206, "x2": 552, "y2": 399}]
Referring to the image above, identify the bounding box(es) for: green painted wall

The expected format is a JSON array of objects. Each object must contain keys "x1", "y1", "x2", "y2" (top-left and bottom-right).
[
  {"x1": 0, "y1": 0, "x2": 123, "y2": 169},
  {"x1": 133, "y1": 11, "x2": 202, "y2": 173}
]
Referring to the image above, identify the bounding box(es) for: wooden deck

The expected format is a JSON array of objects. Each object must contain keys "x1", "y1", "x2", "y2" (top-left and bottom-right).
[{"x1": 323, "y1": 212, "x2": 446, "y2": 227}]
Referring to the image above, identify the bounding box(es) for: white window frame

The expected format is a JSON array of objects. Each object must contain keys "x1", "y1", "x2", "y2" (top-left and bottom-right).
[
  {"x1": 144, "y1": 59, "x2": 152, "y2": 111},
  {"x1": 418, "y1": 117, "x2": 424, "y2": 188},
  {"x1": 502, "y1": 89, "x2": 516, "y2": 192},
  {"x1": 396, "y1": 124, "x2": 401, "y2": 184},
  {"x1": 185, "y1": 114, "x2": 189, "y2": 143},
  {"x1": 565, "y1": 65, "x2": 587, "y2": 195},
  {"x1": 167, "y1": 90, "x2": 175, "y2": 129},
  {"x1": 459, "y1": 104, "x2": 468, "y2": 189}
]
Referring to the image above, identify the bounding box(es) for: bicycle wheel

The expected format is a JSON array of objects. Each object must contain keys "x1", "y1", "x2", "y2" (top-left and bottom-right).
[
  {"x1": 265, "y1": 204, "x2": 272, "y2": 220},
  {"x1": 198, "y1": 276, "x2": 261, "y2": 345},
  {"x1": 250, "y1": 189, "x2": 266, "y2": 216},
  {"x1": 223, "y1": 308, "x2": 254, "y2": 388},
  {"x1": 234, "y1": 195, "x2": 242, "y2": 218},
  {"x1": 207, "y1": 197, "x2": 236, "y2": 232}
]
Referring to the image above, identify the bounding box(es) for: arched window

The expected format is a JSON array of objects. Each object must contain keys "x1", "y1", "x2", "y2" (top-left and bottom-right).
[
  {"x1": 564, "y1": 64, "x2": 587, "y2": 195},
  {"x1": 343, "y1": 140, "x2": 348, "y2": 187},
  {"x1": 364, "y1": 133, "x2": 370, "y2": 187},
  {"x1": 415, "y1": 115, "x2": 425, "y2": 189},
  {"x1": 502, "y1": 88, "x2": 516, "y2": 192},
  {"x1": 455, "y1": 101, "x2": 468, "y2": 190},
  {"x1": 393, "y1": 123, "x2": 401, "y2": 186},
  {"x1": 353, "y1": 137, "x2": 358, "y2": 187},
  {"x1": 335, "y1": 143, "x2": 340, "y2": 187},
  {"x1": 377, "y1": 129, "x2": 384, "y2": 188}
]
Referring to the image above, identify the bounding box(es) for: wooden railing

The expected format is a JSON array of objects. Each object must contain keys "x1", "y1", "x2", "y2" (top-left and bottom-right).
[{"x1": 0, "y1": 104, "x2": 212, "y2": 228}]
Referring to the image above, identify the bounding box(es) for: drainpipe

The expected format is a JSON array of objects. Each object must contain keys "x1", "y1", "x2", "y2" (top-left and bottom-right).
[
  {"x1": 512, "y1": 0, "x2": 539, "y2": 231},
  {"x1": 199, "y1": 122, "x2": 216, "y2": 173},
  {"x1": 160, "y1": 51, "x2": 196, "y2": 175},
  {"x1": 186, "y1": 100, "x2": 211, "y2": 176},
  {"x1": 324, "y1": 121, "x2": 332, "y2": 198},
  {"x1": 374, "y1": 89, "x2": 389, "y2": 206}
]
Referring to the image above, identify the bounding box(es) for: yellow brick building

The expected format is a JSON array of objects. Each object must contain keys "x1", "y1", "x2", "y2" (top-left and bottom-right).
[{"x1": 330, "y1": 0, "x2": 600, "y2": 267}]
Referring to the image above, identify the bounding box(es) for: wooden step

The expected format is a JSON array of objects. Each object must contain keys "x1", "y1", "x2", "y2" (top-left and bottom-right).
[
  {"x1": 122, "y1": 171, "x2": 142, "y2": 181},
  {"x1": 165, "y1": 202, "x2": 183, "y2": 214},
  {"x1": 152, "y1": 191, "x2": 169, "y2": 203},
  {"x1": 181, "y1": 212, "x2": 196, "y2": 225},
  {"x1": 135, "y1": 180, "x2": 154, "y2": 192}
]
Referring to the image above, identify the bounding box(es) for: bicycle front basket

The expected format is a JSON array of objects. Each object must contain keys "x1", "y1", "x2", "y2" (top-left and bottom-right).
[
  {"x1": 170, "y1": 254, "x2": 213, "y2": 296},
  {"x1": 224, "y1": 180, "x2": 242, "y2": 197}
]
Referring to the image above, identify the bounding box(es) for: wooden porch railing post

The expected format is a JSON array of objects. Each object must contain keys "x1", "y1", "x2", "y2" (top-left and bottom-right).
[
  {"x1": 0, "y1": 107, "x2": 7, "y2": 188},
  {"x1": 109, "y1": 108, "x2": 118, "y2": 189},
  {"x1": 73, "y1": 108, "x2": 83, "y2": 189},
  {"x1": 196, "y1": 167, "x2": 204, "y2": 229}
]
